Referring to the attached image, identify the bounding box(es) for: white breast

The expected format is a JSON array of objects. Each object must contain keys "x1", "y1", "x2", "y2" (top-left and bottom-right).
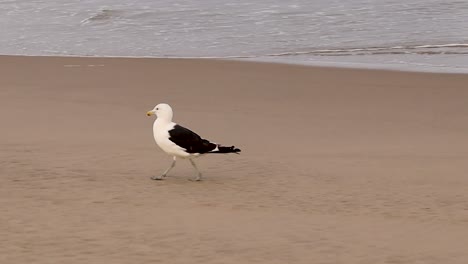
[{"x1": 153, "y1": 120, "x2": 190, "y2": 158}]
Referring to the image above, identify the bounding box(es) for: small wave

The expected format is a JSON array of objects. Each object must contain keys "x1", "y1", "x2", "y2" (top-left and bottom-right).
[
  {"x1": 414, "y1": 44, "x2": 468, "y2": 48},
  {"x1": 81, "y1": 9, "x2": 124, "y2": 25},
  {"x1": 258, "y1": 43, "x2": 468, "y2": 57}
]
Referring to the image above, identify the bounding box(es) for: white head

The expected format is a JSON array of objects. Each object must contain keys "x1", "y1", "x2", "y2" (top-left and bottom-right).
[{"x1": 146, "y1": 103, "x2": 173, "y2": 121}]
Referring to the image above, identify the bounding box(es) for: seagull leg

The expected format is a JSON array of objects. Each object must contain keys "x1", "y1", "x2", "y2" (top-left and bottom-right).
[
  {"x1": 163, "y1": 156, "x2": 177, "y2": 177},
  {"x1": 152, "y1": 156, "x2": 176, "y2": 180},
  {"x1": 189, "y1": 159, "x2": 202, "y2": 181}
]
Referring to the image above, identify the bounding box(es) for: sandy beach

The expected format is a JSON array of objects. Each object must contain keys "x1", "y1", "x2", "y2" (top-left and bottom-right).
[{"x1": 1, "y1": 55, "x2": 468, "y2": 263}]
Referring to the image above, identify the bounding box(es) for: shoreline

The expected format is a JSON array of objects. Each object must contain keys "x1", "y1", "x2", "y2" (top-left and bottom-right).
[{"x1": 2, "y1": 53, "x2": 467, "y2": 75}]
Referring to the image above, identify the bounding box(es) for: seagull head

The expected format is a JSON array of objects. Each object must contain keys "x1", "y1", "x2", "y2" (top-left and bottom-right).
[{"x1": 146, "y1": 103, "x2": 173, "y2": 121}]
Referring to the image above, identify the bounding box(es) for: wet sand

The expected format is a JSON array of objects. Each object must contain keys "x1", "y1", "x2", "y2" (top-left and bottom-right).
[{"x1": 1, "y1": 55, "x2": 468, "y2": 263}]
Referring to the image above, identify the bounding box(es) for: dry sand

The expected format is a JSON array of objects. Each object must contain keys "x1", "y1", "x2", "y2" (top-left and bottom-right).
[{"x1": 1, "y1": 55, "x2": 468, "y2": 263}]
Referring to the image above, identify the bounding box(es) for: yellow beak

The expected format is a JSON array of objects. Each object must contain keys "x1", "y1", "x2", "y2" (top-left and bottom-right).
[{"x1": 146, "y1": 111, "x2": 154, "y2": 116}]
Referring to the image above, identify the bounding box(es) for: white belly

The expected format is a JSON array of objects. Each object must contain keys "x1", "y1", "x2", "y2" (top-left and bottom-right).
[{"x1": 153, "y1": 121, "x2": 191, "y2": 158}]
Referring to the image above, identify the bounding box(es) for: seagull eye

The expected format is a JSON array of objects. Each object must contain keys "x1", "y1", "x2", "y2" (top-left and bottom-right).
[{"x1": 156, "y1": 108, "x2": 159, "y2": 110}]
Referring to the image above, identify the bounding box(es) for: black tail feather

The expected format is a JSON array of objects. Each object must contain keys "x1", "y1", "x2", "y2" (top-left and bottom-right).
[{"x1": 210, "y1": 145, "x2": 241, "y2": 154}]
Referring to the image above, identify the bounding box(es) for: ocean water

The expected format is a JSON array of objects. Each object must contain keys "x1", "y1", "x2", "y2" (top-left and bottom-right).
[{"x1": 1, "y1": 0, "x2": 467, "y2": 72}]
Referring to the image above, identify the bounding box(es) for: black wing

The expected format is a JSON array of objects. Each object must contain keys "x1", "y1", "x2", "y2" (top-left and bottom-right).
[{"x1": 168, "y1": 124, "x2": 217, "y2": 154}]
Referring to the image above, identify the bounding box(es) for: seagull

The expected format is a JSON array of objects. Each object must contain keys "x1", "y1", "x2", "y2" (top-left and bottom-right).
[{"x1": 146, "y1": 103, "x2": 241, "y2": 181}]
